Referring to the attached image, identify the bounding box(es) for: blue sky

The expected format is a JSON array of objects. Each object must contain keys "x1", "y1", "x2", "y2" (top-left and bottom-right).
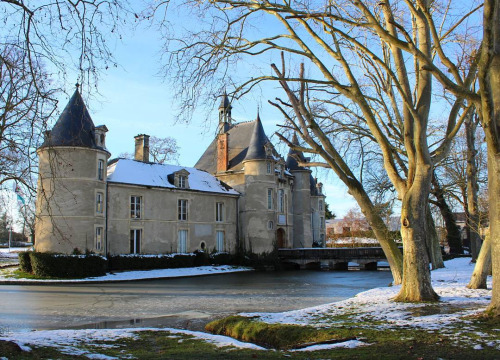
[{"x1": 51, "y1": 19, "x2": 358, "y2": 219}]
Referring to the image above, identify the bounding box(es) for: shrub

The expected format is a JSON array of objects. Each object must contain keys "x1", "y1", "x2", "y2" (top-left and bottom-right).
[
  {"x1": 107, "y1": 253, "x2": 197, "y2": 271},
  {"x1": 18, "y1": 251, "x2": 32, "y2": 273},
  {"x1": 29, "y1": 252, "x2": 107, "y2": 278}
]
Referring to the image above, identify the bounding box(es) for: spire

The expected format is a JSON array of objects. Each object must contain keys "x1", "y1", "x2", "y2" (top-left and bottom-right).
[
  {"x1": 286, "y1": 133, "x2": 307, "y2": 171},
  {"x1": 218, "y1": 91, "x2": 232, "y2": 133},
  {"x1": 219, "y1": 91, "x2": 232, "y2": 111},
  {"x1": 244, "y1": 111, "x2": 269, "y2": 161},
  {"x1": 41, "y1": 87, "x2": 97, "y2": 149}
]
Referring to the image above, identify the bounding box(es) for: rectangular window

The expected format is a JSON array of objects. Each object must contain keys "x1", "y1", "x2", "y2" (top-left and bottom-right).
[
  {"x1": 216, "y1": 202, "x2": 224, "y2": 222},
  {"x1": 267, "y1": 189, "x2": 273, "y2": 210},
  {"x1": 178, "y1": 230, "x2": 188, "y2": 253},
  {"x1": 278, "y1": 189, "x2": 284, "y2": 213},
  {"x1": 319, "y1": 200, "x2": 323, "y2": 211},
  {"x1": 266, "y1": 161, "x2": 272, "y2": 174},
  {"x1": 178, "y1": 199, "x2": 188, "y2": 221},
  {"x1": 98, "y1": 159, "x2": 105, "y2": 181},
  {"x1": 95, "y1": 227, "x2": 103, "y2": 251},
  {"x1": 96, "y1": 192, "x2": 104, "y2": 214},
  {"x1": 179, "y1": 175, "x2": 186, "y2": 188},
  {"x1": 216, "y1": 231, "x2": 224, "y2": 252},
  {"x1": 321, "y1": 217, "x2": 325, "y2": 229},
  {"x1": 130, "y1": 196, "x2": 142, "y2": 219},
  {"x1": 130, "y1": 229, "x2": 141, "y2": 254}
]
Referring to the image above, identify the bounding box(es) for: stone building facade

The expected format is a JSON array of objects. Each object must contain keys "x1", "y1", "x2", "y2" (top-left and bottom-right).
[{"x1": 35, "y1": 89, "x2": 326, "y2": 255}]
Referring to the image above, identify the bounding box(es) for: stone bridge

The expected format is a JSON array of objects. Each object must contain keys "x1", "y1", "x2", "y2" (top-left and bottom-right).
[{"x1": 278, "y1": 247, "x2": 393, "y2": 270}]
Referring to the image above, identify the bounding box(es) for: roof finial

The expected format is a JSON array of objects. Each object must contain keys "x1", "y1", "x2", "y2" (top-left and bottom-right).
[{"x1": 75, "y1": 82, "x2": 80, "y2": 90}]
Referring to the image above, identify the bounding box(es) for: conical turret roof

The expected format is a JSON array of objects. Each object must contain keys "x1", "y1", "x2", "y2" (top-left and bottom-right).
[
  {"x1": 219, "y1": 91, "x2": 232, "y2": 110},
  {"x1": 41, "y1": 87, "x2": 100, "y2": 149},
  {"x1": 286, "y1": 133, "x2": 307, "y2": 171},
  {"x1": 244, "y1": 112, "x2": 269, "y2": 161}
]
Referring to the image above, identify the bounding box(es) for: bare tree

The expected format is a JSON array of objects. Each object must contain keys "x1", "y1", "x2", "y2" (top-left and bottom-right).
[
  {"x1": 152, "y1": 0, "x2": 488, "y2": 301},
  {"x1": 0, "y1": 0, "x2": 129, "y2": 199},
  {"x1": 478, "y1": 0, "x2": 500, "y2": 317}
]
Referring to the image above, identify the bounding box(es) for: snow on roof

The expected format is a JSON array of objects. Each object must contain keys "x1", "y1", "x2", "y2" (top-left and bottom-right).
[{"x1": 107, "y1": 159, "x2": 238, "y2": 195}]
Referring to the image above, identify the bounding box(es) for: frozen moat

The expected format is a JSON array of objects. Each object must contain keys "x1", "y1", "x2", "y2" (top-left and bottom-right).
[{"x1": 0, "y1": 270, "x2": 393, "y2": 332}]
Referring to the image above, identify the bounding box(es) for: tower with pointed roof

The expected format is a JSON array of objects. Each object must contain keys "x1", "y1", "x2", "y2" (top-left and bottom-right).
[{"x1": 35, "y1": 86, "x2": 111, "y2": 254}]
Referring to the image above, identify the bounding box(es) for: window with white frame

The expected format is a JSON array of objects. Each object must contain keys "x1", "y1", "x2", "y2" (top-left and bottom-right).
[
  {"x1": 267, "y1": 188, "x2": 273, "y2": 210},
  {"x1": 179, "y1": 175, "x2": 187, "y2": 188},
  {"x1": 178, "y1": 229, "x2": 188, "y2": 253},
  {"x1": 178, "y1": 199, "x2": 188, "y2": 221},
  {"x1": 95, "y1": 227, "x2": 103, "y2": 251},
  {"x1": 130, "y1": 229, "x2": 141, "y2": 254},
  {"x1": 216, "y1": 231, "x2": 224, "y2": 252},
  {"x1": 267, "y1": 221, "x2": 274, "y2": 230},
  {"x1": 266, "y1": 161, "x2": 272, "y2": 174},
  {"x1": 216, "y1": 202, "x2": 224, "y2": 222},
  {"x1": 278, "y1": 189, "x2": 284, "y2": 213},
  {"x1": 130, "y1": 196, "x2": 142, "y2": 219},
  {"x1": 96, "y1": 192, "x2": 104, "y2": 214},
  {"x1": 97, "y1": 159, "x2": 105, "y2": 181}
]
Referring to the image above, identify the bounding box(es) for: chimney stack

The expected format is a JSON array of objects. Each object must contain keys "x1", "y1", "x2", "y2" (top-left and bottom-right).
[
  {"x1": 134, "y1": 134, "x2": 150, "y2": 163},
  {"x1": 217, "y1": 133, "x2": 228, "y2": 172}
]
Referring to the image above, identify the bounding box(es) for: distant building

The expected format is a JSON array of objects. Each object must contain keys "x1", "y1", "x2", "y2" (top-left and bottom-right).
[{"x1": 35, "y1": 88, "x2": 326, "y2": 255}]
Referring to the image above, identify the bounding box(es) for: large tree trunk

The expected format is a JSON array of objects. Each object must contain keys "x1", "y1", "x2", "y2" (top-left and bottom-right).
[
  {"x1": 395, "y1": 165, "x2": 439, "y2": 302},
  {"x1": 431, "y1": 178, "x2": 463, "y2": 254},
  {"x1": 481, "y1": 0, "x2": 500, "y2": 317},
  {"x1": 468, "y1": 235, "x2": 492, "y2": 289},
  {"x1": 426, "y1": 206, "x2": 444, "y2": 269}
]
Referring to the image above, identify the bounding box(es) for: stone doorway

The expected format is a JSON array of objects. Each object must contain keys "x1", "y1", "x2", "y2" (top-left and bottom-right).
[{"x1": 277, "y1": 228, "x2": 286, "y2": 248}]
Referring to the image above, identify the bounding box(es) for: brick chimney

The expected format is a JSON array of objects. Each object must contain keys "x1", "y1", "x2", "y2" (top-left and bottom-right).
[
  {"x1": 134, "y1": 134, "x2": 150, "y2": 163},
  {"x1": 217, "y1": 133, "x2": 228, "y2": 172}
]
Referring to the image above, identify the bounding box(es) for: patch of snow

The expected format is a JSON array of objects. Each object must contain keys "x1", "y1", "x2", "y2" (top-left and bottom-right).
[
  {"x1": 0, "y1": 265, "x2": 252, "y2": 283},
  {"x1": 0, "y1": 327, "x2": 266, "y2": 358},
  {"x1": 290, "y1": 339, "x2": 371, "y2": 352},
  {"x1": 107, "y1": 159, "x2": 238, "y2": 195}
]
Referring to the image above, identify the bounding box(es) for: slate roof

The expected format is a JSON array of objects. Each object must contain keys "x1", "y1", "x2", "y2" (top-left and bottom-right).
[
  {"x1": 244, "y1": 113, "x2": 269, "y2": 161},
  {"x1": 195, "y1": 117, "x2": 275, "y2": 173},
  {"x1": 41, "y1": 88, "x2": 105, "y2": 151},
  {"x1": 107, "y1": 159, "x2": 238, "y2": 195},
  {"x1": 286, "y1": 133, "x2": 308, "y2": 171}
]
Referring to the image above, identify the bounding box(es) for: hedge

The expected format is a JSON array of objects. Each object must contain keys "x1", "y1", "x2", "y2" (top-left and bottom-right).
[
  {"x1": 29, "y1": 252, "x2": 107, "y2": 278},
  {"x1": 18, "y1": 252, "x2": 32, "y2": 273}
]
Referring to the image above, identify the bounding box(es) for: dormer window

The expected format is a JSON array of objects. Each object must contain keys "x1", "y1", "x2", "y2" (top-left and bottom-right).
[
  {"x1": 95, "y1": 125, "x2": 108, "y2": 148},
  {"x1": 174, "y1": 169, "x2": 190, "y2": 189},
  {"x1": 179, "y1": 175, "x2": 187, "y2": 188}
]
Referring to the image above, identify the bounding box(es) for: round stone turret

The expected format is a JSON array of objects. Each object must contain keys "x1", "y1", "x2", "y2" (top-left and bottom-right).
[{"x1": 35, "y1": 87, "x2": 110, "y2": 254}]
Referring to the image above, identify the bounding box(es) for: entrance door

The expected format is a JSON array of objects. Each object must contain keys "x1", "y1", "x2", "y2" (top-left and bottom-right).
[
  {"x1": 178, "y1": 230, "x2": 188, "y2": 253},
  {"x1": 277, "y1": 228, "x2": 285, "y2": 248}
]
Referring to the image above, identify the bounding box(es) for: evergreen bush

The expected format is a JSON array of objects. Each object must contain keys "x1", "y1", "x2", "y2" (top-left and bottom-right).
[
  {"x1": 29, "y1": 252, "x2": 107, "y2": 278},
  {"x1": 107, "y1": 254, "x2": 197, "y2": 271},
  {"x1": 18, "y1": 251, "x2": 32, "y2": 273}
]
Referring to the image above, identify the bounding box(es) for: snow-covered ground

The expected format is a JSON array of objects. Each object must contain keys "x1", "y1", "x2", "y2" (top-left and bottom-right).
[
  {"x1": 0, "y1": 327, "x2": 266, "y2": 359},
  {"x1": 0, "y1": 265, "x2": 252, "y2": 283},
  {"x1": 0, "y1": 247, "x2": 31, "y2": 259},
  {"x1": 0, "y1": 257, "x2": 496, "y2": 356}
]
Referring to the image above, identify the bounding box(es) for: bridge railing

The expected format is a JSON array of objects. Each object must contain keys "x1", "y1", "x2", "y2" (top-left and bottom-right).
[{"x1": 277, "y1": 247, "x2": 389, "y2": 260}]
